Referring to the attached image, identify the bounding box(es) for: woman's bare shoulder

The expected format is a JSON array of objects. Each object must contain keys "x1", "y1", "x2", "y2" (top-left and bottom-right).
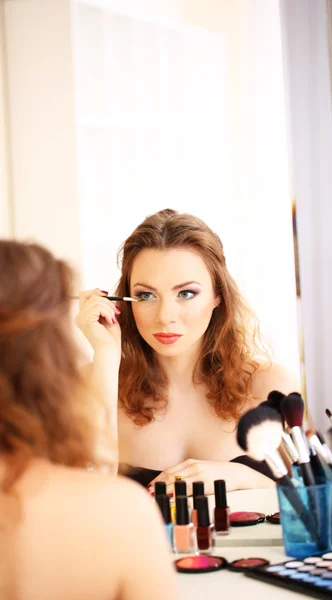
[{"x1": 250, "y1": 359, "x2": 301, "y2": 406}]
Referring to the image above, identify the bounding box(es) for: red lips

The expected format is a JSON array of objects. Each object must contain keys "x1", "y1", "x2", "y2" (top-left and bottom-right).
[{"x1": 153, "y1": 333, "x2": 183, "y2": 345}]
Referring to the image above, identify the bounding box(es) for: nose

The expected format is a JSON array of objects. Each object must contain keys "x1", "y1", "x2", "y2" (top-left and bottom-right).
[{"x1": 155, "y1": 297, "x2": 177, "y2": 326}]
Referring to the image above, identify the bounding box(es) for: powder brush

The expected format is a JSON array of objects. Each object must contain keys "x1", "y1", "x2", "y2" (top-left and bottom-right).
[{"x1": 237, "y1": 405, "x2": 319, "y2": 543}]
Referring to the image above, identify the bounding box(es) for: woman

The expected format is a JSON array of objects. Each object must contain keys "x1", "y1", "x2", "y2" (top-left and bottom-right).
[
  {"x1": 0, "y1": 240, "x2": 177, "y2": 600},
  {"x1": 76, "y1": 209, "x2": 300, "y2": 495}
]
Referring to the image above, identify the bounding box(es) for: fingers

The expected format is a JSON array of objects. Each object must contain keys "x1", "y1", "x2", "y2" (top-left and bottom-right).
[
  {"x1": 78, "y1": 288, "x2": 108, "y2": 310},
  {"x1": 147, "y1": 460, "x2": 199, "y2": 496},
  {"x1": 75, "y1": 294, "x2": 121, "y2": 329}
]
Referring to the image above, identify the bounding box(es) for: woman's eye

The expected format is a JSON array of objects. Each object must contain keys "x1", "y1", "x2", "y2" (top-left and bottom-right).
[
  {"x1": 135, "y1": 291, "x2": 155, "y2": 301},
  {"x1": 178, "y1": 290, "x2": 197, "y2": 300}
]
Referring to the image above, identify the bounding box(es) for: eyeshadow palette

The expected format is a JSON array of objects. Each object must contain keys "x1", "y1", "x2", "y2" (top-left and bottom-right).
[{"x1": 245, "y1": 553, "x2": 332, "y2": 598}]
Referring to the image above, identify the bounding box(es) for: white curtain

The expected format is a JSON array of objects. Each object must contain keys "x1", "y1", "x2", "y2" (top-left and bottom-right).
[{"x1": 280, "y1": 0, "x2": 332, "y2": 434}]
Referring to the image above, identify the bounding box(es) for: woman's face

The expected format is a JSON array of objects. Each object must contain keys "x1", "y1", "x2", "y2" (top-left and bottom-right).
[{"x1": 130, "y1": 248, "x2": 220, "y2": 358}]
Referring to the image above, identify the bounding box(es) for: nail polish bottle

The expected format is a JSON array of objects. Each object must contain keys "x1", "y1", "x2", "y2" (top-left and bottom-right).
[
  {"x1": 156, "y1": 493, "x2": 174, "y2": 548},
  {"x1": 173, "y1": 495, "x2": 198, "y2": 554},
  {"x1": 214, "y1": 479, "x2": 230, "y2": 535},
  {"x1": 171, "y1": 478, "x2": 188, "y2": 524},
  {"x1": 191, "y1": 481, "x2": 205, "y2": 527},
  {"x1": 154, "y1": 481, "x2": 167, "y2": 496},
  {"x1": 175, "y1": 479, "x2": 187, "y2": 497},
  {"x1": 195, "y1": 495, "x2": 216, "y2": 553}
]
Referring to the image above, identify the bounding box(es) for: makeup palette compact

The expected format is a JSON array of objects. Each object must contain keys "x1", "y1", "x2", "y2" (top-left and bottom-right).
[
  {"x1": 246, "y1": 553, "x2": 332, "y2": 598},
  {"x1": 174, "y1": 555, "x2": 227, "y2": 574},
  {"x1": 230, "y1": 511, "x2": 265, "y2": 526}
]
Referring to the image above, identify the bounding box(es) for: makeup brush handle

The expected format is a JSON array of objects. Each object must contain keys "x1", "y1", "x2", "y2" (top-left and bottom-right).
[
  {"x1": 309, "y1": 453, "x2": 327, "y2": 482},
  {"x1": 277, "y1": 475, "x2": 319, "y2": 544},
  {"x1": 300, "y1": 461, "x2": 316, "y2": 487}
]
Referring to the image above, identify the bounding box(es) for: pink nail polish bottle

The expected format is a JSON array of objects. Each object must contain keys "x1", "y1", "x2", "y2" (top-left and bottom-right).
[{"x1": 173, "y1": 496, "x2": 197, "y2": 554}]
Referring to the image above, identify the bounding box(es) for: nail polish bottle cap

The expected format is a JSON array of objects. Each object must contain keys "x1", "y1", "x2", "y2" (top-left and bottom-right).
[
  {"x1": 154, "y1": 481, "x2": 167, "y2": 496},
  {"x1": 176, "y1": 495, "x2": 189, "y2": 525},
  {"x1": 156, "y1": 493, "x2": 171, "y2": 524},
  {"x1": 195, "y1": 496, "x2": 210, "y2": 527},
  {"x1": 214, "y1": 479, "x2": 227, "y2": 508},
  {"x1": 175, "y1": 480, "x2": 187, "y2": 497},
  {"x1": 193, "y1": 481, "x2": 204, "y2": 508}
]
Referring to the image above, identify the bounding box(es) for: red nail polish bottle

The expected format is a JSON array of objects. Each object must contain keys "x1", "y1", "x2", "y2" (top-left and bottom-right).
[
  {"x1": 214, "y1": 479, "x2": 230, "y2": 535},
  {"x1": 191, "y1": 481, "x2": 204, "y2": 527},
  {"x1": 195, "y1": 495, "x2": 216, "y2": 553}
]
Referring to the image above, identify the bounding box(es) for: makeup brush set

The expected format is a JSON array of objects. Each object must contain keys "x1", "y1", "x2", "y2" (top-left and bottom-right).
[{"x1": 235, "y1": 390, "x2": 332, "y2": 597}]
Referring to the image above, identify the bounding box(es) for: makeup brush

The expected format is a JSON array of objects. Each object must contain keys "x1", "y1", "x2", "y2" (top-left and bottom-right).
[
  {"x1": 325, "y1": 408, "x2": 332, "y2": 426},
  {"x1": 261, "y1": 392, "x2": 299, "y2": 464},
  {"x1": 316, "y1": 431, "x2": 332, "y2": 465},
  {"x1": 280, "y1": 393, "x2": 316, "y2": 487},
  {"x1": 306, "y1": 430, "x2": 332, "y2": 467},
  {"x1": 307, "y1": 441, "x2": 329, "y2": 481},
  {"x1": 71, "y1": 295, "x2": 138, "y2": 302},
  {"x1": 237, "y1": 405, "x2": 293, "y2": 479},
  {"x1": 237, "y1": 405, "x2": 319, "y2": 542}
]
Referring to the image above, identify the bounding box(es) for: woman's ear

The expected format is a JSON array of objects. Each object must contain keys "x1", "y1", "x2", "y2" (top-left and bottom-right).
[{"x1": 213, "y1": 295, "x2": 221, "y2": 309}]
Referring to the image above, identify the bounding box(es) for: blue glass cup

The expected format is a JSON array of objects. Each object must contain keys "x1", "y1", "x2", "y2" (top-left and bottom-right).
[{"x1": 277, "y1": 482, "x2": 332, "y2": 558}]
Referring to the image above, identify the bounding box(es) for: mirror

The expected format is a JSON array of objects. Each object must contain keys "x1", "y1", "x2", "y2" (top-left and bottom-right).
[{"x1": 2, "y1": 0, "x2": 311, "y2": 514}]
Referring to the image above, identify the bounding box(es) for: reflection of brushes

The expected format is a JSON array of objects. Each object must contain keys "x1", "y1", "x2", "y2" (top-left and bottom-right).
[
  {"x1": 237, "y1": 405, "x2": 319, "y2": 543},
  {"x1": 307, "y1": 431, "x2": 332, "y2": 467},
  {"x1": 280, "y1": 394, "x2": 315, "y2": 487},
  {"x1": 325, "y1": 409, "x2": 332, "y2": 426},
  {"x1": 316, "y1": 431, "x2": 332, "y2": 465},
  {"x1": 71, "y1": 295, "x2": 138, "y2": 302}
]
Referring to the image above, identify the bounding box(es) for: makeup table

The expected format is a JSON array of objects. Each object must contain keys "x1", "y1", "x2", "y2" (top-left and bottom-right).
[{"x1": 175, "y1": 488, "x2": 300, "y2": 599}]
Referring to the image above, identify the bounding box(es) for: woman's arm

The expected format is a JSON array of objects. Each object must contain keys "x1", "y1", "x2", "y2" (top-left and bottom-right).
[
  {"x1": 76, "y1": 289, "x2": 122, "y2": 474},
  {"x1": 147, "y1": 458, "x2": 275, "y2": 497}
]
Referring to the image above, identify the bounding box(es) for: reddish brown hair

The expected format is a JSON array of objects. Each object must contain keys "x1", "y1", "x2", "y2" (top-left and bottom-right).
[
  {"x1": 116, "y1": 209, "x2": 269, "y2": 425},
  {"x1": 0, "y1": 241, "x2": 103, "y2": 492}
]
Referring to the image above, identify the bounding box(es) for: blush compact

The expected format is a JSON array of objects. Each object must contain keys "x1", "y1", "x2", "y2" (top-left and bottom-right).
[
  {"x1": 230, "y1": 511, "x2": 265, "y2": 526},
  {"x1": 228, "y1": 557, "x2": 270, "y2": 572},
  {"x1": 266, "y1": 511, "x2": 280, "y2": 524},
  {"x1": 174, "y1": 555, "x2": 227, "y2": 574}
]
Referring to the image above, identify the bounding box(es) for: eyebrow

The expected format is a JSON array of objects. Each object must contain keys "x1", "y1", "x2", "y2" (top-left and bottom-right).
[{"x1": 133, "y1": 281, "x2": 201, "y2": 292}]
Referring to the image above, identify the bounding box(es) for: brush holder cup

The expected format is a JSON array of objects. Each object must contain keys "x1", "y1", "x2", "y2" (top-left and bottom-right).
[{"x1": 277, "y1": 482, "x2": 332, "y2": 558}]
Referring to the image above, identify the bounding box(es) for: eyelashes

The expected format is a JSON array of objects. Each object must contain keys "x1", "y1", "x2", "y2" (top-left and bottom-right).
[{"x1": 134, "y1": 290, "x2": 199, "y2": 302}]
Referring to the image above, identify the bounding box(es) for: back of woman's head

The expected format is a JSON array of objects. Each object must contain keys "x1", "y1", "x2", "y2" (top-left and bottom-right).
[
  {"x1": 116, "y1": 209, "x2": 267, "y2": 425},
  {"x1": 0, "y1": 240, "x2": 96, "y2": 491}
]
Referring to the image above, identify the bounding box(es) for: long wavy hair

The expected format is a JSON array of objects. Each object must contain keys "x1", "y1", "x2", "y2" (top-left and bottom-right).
[
  {"x1": 115, "y1": 209, "x2": 269, "y2": 426},
  {"x1": 0, "y1": 241, "x2": 107, "y2": 493}
]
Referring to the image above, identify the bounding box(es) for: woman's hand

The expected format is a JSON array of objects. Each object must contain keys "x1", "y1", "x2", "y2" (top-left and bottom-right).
[
  {"x1": 75, "y1": 288, "x2": 121, "y2": 357},
  {"x1": 147, "y1": 458, "x2": 275, "y2": 496}
]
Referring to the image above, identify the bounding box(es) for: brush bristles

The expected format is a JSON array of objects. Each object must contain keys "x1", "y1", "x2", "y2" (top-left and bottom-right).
[
  {"x1": 280, "y1": 393, "x2": 304, "y2": 428},
  {"x1": 267, "y1": 390, "x2": 286, "y2": 412},
  {"x1": 237, "y1": 405, "x2": 283, "y2": 453}
]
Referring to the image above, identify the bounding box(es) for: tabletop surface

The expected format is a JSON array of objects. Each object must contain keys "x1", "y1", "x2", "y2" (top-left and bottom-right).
[{"x1": 174, "y1": 487, "x2": 300, "y2": 599}]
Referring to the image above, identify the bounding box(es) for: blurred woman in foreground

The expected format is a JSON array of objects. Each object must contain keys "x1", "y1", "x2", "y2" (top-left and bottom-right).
[{"x1": 0, "y1": 240, "x2": 176, "y2": 600}]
